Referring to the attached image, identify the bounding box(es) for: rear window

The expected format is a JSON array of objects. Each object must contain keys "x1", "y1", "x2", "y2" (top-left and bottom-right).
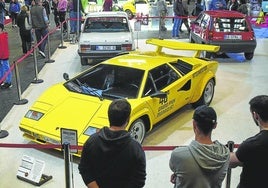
[
  {"x1": 83, "y1": 17, "x2": 130, "y2": 33},
  {"x1": 213, "y1": 17, "x2": 249, "y2": 32}
]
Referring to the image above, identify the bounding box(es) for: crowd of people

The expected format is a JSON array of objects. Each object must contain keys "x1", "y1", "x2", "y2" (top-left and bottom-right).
[{"x1": 77, "y1": 95, "x2": 268, "y2": 188}]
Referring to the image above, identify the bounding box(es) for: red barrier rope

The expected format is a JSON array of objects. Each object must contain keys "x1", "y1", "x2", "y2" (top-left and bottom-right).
[{"x1": 0, "y1": 142, "x2": 239, "y2": 151}]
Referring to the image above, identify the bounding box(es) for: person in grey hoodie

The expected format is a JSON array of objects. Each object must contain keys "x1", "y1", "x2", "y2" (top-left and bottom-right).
[{"x1": 169, "y1": 105, "x2": 230, "y2": 188}]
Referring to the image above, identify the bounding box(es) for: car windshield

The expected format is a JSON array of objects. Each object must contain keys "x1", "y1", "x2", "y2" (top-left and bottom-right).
[
  {"x1": 83, "y1": 17, "x2": 130, "y2": 33},
  {"x1": 213, "y1": 17, "x2": 248, "y2": 32},
  {"x1": 64, "y1": 64, "x2": 144, "y2": 99}
]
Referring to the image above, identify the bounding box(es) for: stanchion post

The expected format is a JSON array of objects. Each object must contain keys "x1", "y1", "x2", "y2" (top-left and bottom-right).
[
  {"x1": 59, "y1": 22, "x2": 67, "y2": 49},
  {"x1": 226, "y1": 141, "x2": 234, "y2": 188},
  {"x1": 13, "y1": 61, "x2": 28, "y2": 105},
  {"x1": 63, "y1": 143, "x2": 71, "y2": 188},
  {"x1": 31, "y1": 46, "x2": 44, "y2": 84},
  {"x1": 45, "y1": 33, "x2": 55, "y2": 63}
]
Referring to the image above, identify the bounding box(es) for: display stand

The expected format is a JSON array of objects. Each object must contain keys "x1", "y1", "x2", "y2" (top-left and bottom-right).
[
  {"x1": 17, "y1": 174, "x2": 52, "y2": 186},
  {"x1": 17, "y1": 155, "x2": 52, "y2": 186}
]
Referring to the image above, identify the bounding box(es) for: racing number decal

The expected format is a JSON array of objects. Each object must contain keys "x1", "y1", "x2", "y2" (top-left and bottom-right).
[{"x1": 157, "y1": 92, "x2": 175, "y2": 117}]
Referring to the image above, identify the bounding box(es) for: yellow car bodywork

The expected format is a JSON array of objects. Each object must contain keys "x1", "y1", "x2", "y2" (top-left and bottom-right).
[
  {"x1": 19, "y1": 39, "x2": 219, "y2": 156},
  {"x1": 122, "y1": 0, "x2": 150, "y2": 19}
]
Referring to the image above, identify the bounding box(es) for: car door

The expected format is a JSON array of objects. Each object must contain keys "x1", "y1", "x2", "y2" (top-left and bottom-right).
[
  {"x1": 191, "y1": 13, "x2": 211, "y2": 44},
  {"x1": 141, "y1": 64, "x2": 191, "y2": 123}
]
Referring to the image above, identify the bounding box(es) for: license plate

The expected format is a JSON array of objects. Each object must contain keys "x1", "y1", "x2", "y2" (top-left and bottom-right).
[
  {"x1": 224, "y1": 35, "x2": 242, "y2": 40},
  {"x1": 96, "y1": 45, "x2": 116, "y2": 50}
]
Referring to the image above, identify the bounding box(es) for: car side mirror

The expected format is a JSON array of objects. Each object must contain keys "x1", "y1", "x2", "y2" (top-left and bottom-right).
[
  {"x1": 150, "y1": 91, "x2": 167, "y2": 98},
  {"x1": 63, "y1": 73, "x2": 69, "y2": 81}
]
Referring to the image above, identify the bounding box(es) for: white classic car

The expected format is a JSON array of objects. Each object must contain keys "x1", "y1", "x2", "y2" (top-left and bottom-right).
[{"x1": 78, "y1": 11, "x2": 135, "y2": 65}]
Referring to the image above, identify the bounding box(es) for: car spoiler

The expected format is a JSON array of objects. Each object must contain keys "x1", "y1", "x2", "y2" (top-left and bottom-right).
[{"x1": 146, "y1": 39, "x2": 220, "y2": 58}]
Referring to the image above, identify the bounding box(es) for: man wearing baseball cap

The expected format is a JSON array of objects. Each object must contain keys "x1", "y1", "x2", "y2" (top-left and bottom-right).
[{"x1": 169, "y1": 105, "x2": 230, "y2": 188}]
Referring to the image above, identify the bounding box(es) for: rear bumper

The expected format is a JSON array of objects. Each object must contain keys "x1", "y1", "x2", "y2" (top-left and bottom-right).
[
  {"x1": 78, "y1": 51, "x2": 124, "y2": 60},
  {"x1": 209, "y1": 40, "x2": 257, "y2": 53}
]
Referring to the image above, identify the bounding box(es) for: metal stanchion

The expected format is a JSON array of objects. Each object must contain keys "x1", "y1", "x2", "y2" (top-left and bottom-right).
[
  {"x1": 13, "y1": 61, "x2": 28, "y2": 105},
  {"x1": 63, "y1": 143, "x2": 71, "y2": 188},
  {"x1": 59, "y1": 22, "x2": 67, "y2": 49},
  {"x1": 31, "y1": 46, "x2": 44, "y2": 84},
  {"x1": 226, "y1": 141, "x2": 234, "y2": 188},
  {"x1": 45, "y1": 33, "x2": 55, "y2": 63}
]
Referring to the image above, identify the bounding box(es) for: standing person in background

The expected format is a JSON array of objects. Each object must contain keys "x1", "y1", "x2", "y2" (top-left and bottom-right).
[
  {"x1": 42, "y1": 0, "x2": 50, "y2": 20},
  {"x1": 172, "y1": 0, "x2": 184, "y2": 39},
  {"x1": 9, "y1": 0, "x2": 21, "y2": 27},
  {"x1": 79, "y1": 99, "x2": 146, "y2": 188},
  {"x1": 191, "y1": 0, "x2": 204, "y2": 16},
  {"x1": 69, "y1": 0, "x2": 84, "y2": 34},
  {"x1": 229, "y1": 95, "x2": 268, "y2": 188},
  {"x1": 17, "y1": 5, "x2": 32, "y2": 55},
  {"x1": 30, "y1": 0, "x2": 49, "y2": 58},
  {"x1": 0, "y1": 0, "x2": 6, "y2": 25},
  {"x1": 237, "y1": 0, "x2": 248, "y2": 15},
  {"x1": 57, "y1": 0, "x2": 67, "y2": 32},
  {"x1": 102, "y1": 0, "x2": 112, "y2": 11},
  {"x1": 169, "y1": 105, "x2": 230, "y2": 188},
  {"x1": 157, "y1": 0, "x2": 167, "y2": 39},
  {"x1": 179, "y1": 0, "x2": 190, "y2": 34},
  {"x1": 0, "y1": 23, "x2": 12, "y2": 89},
  {"x1": 52, "y1": 0, "x2": 60, "y2": 28},
  {"x1": 227, "y1": 0, "x2": 239, "y2": 11},
  {"x1": 209, "y1": 0, "x2": 227, "y2": 10}
]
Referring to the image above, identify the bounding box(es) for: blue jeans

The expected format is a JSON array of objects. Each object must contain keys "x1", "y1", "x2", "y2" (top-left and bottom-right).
[
  {"x1": 172, "y1": 17, "x2": 182, "y2": 37},
  {"x1": 69, "y1": 11, "x2": 81, "y2": 33},
  {"x1": 0, "y1": 59, "x2": 12, "y2": 84},
  {"x1": 0, "y1": 12, "x2": 4, "y2": 25},
  {"x1": 35, "y1": 28, "x2": 48, "y2": 52}
]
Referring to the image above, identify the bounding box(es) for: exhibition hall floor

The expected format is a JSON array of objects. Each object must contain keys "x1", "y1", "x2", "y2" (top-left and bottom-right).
[{"x1": 0, "y1": 38, "x2": 268, "y2": 188}]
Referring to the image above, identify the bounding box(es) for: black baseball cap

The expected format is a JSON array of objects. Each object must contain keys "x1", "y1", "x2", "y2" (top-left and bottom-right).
[{"x1": 193, "y1": 105, "x2": 217, "y2": 125}]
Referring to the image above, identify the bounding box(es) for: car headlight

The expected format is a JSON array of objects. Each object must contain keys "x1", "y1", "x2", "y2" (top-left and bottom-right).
[
  {"x1": 84, "y1": 127, "x2": 99, "y2": 136},
  {"x1": 25, "y1": 110, "x2": 44, "y2": 121}
]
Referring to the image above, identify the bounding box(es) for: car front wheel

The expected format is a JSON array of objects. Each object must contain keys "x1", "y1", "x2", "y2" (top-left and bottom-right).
[
  {"x1": 244, "y1": 52, "x2": 254, "y2": 60},
  {"x1": 192, "y1": 79, "x2": 215, "y2": 108},
  {"x1": 129, "y1": 118, "x2": 146, "y2": 144}
]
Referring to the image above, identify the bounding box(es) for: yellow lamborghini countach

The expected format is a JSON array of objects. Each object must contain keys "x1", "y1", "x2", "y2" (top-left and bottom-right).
[{"x1": 19, "y1": 39, "x2": 219, "y2": 156}]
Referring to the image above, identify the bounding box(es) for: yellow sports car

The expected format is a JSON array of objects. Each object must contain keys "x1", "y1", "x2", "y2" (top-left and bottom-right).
[
  {"x1": 19, "y1": 39, "x2": 219, "y2": 156},
  {"x1": 122, "y1": 0, "x2": 150, "y2": 19}
]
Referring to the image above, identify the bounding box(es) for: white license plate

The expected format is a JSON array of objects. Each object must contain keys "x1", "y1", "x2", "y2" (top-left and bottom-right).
[
  {"x1": 96, "y1": 45, "x2": 116, "y2": 50},
  {"x1": 224, "y1": 35, "x2": 242, "y2": 40}
]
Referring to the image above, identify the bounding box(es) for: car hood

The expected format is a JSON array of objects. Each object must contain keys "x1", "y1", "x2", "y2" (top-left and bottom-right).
[
  {"x1": 22, "y1": 84, "x2": 111, "y2": 140},
  {"x1": 79, "y1": 32, "x2": 133, "y2": 44}
]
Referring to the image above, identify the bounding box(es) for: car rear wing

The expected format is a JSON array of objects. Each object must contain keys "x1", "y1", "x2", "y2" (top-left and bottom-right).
[{"x1": 146, "y1": 39, "x2": 220, "y2": 58}]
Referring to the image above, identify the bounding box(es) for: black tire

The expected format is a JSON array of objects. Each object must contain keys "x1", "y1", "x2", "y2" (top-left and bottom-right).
[
  {"x1": 125, "y1": 9, "x2": 133, "y2": 19},
  {"x1": 129, "y1": 118, "x2": 146, "y2": 144},
  {"x1": 244, "y1": 52, "x2": 254, "y2": 60},
  {"x1": 80, "y1": 57, "x2": 88, "y2": 66},
  {"x1": 192, "y1": 79, "x2": 215, "y2": 108}
]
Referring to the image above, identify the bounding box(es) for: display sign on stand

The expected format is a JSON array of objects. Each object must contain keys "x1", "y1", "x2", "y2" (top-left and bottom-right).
[
  {"x1": 17, "y1": 155, "x2": 52, "y2": 186},
  {"x1": 61, "y1": 128, "x2": 78, "y2": 154}
]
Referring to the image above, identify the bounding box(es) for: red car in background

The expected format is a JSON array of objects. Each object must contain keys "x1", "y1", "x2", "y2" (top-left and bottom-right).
[{"x1": 189, "y1": 10, "x2": 257, "y2": 60}]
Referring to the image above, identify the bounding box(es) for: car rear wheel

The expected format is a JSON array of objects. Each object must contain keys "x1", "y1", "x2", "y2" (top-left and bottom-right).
[
  {"x1": 192, "y1": 79, "x2": 215, "y2": 108},
  {"x1": 125, "y1": 9, "x2": 134, "y2": 19},
  {"x1": 244, "y1": 52, "x2": 254, "y2": 60},
  {"x1": 129, "y1": 118, "x2": 146, "y2": 144}
]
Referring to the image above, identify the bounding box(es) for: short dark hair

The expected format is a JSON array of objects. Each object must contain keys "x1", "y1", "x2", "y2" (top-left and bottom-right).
[
  {"x1": 249, "y1": 95, "x2": 268, "y2": 122},
  {"x1": 193, "y1": 105, "x2": 217, "y2": 135},
  {"x1": 108, "y1": 99, "x2": 131, "y2": 127}
]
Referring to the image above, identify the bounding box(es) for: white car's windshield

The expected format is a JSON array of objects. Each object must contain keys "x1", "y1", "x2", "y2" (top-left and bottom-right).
[{"x1": 83, "y1": 17, "x2": 130, "y2": 33}]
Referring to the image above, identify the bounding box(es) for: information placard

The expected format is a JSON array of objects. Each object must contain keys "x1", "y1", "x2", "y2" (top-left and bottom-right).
[
  {"x1": 61, "y1": 128, "x2": 78, "y2": 154},
  {"x1": 17, "y1": 155, "x2": 45, "y2": 183}
]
